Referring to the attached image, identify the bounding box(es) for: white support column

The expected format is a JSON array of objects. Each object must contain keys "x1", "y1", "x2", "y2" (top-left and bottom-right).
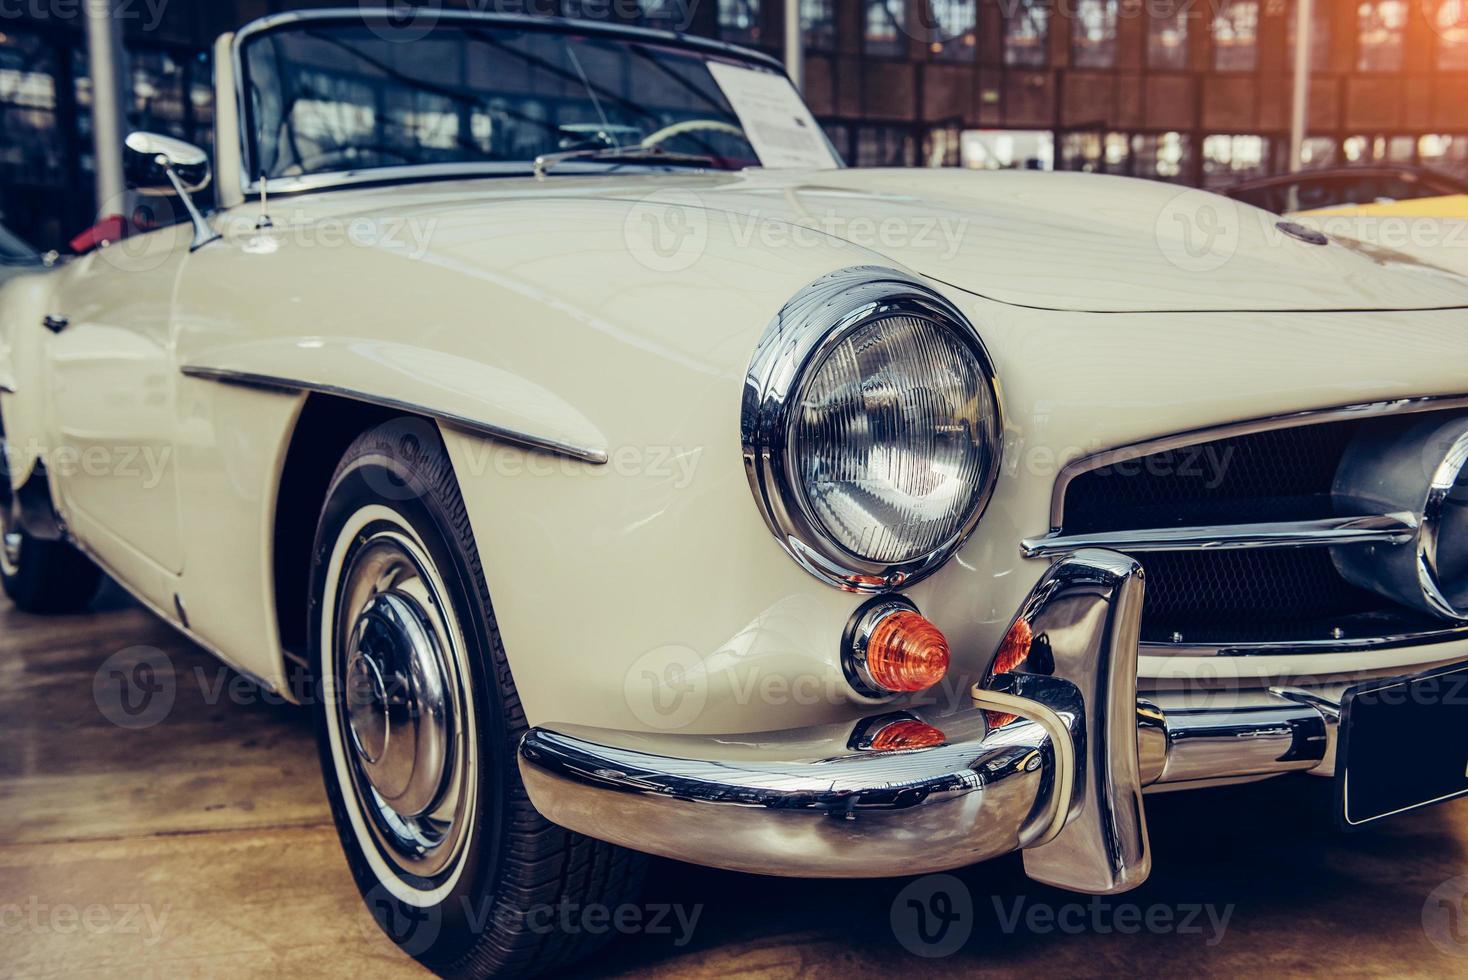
[
  {"x1": 785, "y1": 0, "x2": 804, "y2": 92},
  {"x1": 84, "y1": 0, "x2": 129, "y2": 216},
  {"x1": 1288, "y1": 0, "x2": 1313, "y2": 174}
]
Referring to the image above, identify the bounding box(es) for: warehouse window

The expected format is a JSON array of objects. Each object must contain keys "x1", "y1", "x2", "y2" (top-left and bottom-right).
[
  {"x1": 128, "y1": 49, "x2": 189, "y2": 142},
  {"x1": 1202, "y1": 133, "x2": 1270, "y2": 189},
  {"x1": 1343, "y1": 133, "x2": 1415, "y2": 163},
  {"x1": 1133, "y1": 131, "x2": 1191, "y2": 182},
  {"x1": 1286, "y1": 0, "x2": 1333, "y2": 72},
  {"x1": 803, "y1": 0, "x2": 837, "y2": 49},
  {"x1": 926, "y1": 0, "x2": 978, "y2": 60},
  {"x1": 718, "y1": 0, "x2": 761, "y2": 44},
  {"x1": 1296, "y1": 135, "x2": 1339, "y2": 169},
  {"x1": 1005, "y1": 0, "x2": 1050, "y2": 66},
  {"x1": 926, "y1": 124, "x2": 962, "y2": 165},
  {"x1": 1148, "y1": 0, "x2": 1189, "y2": 70},
  {"x1": 855, "y1": 124, "x2": 917, "y2": 165},
  {"x1": 1061, "y1": 131, "x2": 1131, "y2": 173},
  {"x1": 0, "y1": 32, "x2": 62, "y2": 183},
  {"x1": 867, "y1": 0, "x2": 907, "y2": 55},
  {"x1": 1357, "y1": 0, "x2": 1406, "y2": 71},
  {"x1": 821, "y1": 119, "x2": 852, "y2": 161},
  {"x1": 1420, "y1": 134, "x2": 1468, "y2": 177},
  {"x1": 962, "y1": 129, "x2": 1055, "y2": 169},
  {"x1": 1073, "y1": 0, "x2": 1119, "y2": 68},
  {"x1": 1212, "y1": 0, "x2": 1259, "y2": 71},
  {"x1": 1437, "y1": 0, "x2": 1468, "y2": 69}
]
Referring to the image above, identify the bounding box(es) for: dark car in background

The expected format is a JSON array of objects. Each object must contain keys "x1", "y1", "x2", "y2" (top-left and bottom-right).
[{"x1": 1226, "y1": 165, "x2": 1468, "y2": 215}]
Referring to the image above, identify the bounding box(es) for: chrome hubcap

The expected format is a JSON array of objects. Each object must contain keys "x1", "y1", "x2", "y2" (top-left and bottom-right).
[
  {"x1": 333, "y1": 530, "x2": 472, "y2": 881},
  {"x1": 344, "y1": 592, "x2": 453, "y2": 818}
]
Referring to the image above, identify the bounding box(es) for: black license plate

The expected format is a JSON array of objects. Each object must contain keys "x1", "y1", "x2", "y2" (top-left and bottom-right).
[{"x1": 1338, "y1": 661, "x2": 1468, "y2": 829}]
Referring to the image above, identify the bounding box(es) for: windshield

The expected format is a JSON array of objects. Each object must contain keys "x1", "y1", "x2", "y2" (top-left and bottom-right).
[{"x1": 241, "y1": 20, "x2": 824, "y2": 182}]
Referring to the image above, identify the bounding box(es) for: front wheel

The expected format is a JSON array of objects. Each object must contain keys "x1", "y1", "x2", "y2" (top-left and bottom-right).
[{"x1": 310, "y1": 418, "x2": 646, "y2": 978}]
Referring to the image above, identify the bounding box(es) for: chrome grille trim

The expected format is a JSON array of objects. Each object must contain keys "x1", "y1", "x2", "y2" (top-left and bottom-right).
[
  {"x1": 1021, "y1": 513, "x2": 1419, "y2": 559},
  {"x1": 1139, "y1": 623, "x2": 1468, "y2": 658},
  {"x1": 1041, "y1": 393, "x2": 1468, "y2": 657},
  {"x1": 1046, "y1": 394, "x2": 1468, "y2": 531}
]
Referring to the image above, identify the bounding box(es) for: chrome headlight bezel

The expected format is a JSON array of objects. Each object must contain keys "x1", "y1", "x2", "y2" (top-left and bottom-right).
[
  {"x1": 1333, "y1": 414, "x2": 1468, "y2": 621},
  {"x1": 741, "y1": 267, "x2": 1004, "y2": 592}
]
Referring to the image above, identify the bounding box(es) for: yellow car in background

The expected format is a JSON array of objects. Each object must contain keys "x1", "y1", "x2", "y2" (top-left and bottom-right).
[
  {"x1": 1291, "y1": 194, "x2": 1468, "y2": 277},
  {"x1": 1225, "y1": 167, "x2": 1468, "y2": 277}
]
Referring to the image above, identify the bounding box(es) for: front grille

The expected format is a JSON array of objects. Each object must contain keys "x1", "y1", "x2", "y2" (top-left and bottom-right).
[
  {"x1": 1063, "y1": 421, "x2": 1358, "y2": 534},
  {"x1": 1060, "y1": 415, "x2": 1447, "y2": 646}
]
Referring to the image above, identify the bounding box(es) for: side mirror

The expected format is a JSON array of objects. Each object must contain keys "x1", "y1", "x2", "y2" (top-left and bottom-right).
[
  {"x1": 124, "y1": 131, "x2": 212, "y2": 196},
  {"x1": 122, "y1": 132, "x2": 219, "y2": 251}
]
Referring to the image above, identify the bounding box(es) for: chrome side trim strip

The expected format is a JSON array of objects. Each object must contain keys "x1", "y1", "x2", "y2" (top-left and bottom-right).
[
  {"x1": 180, "y1": 365, "x2": 609, "y2": 465},
  {"x1": 1141, "y1": 622, "x2": 1468, "y2": 658},
  {"x1": 1022, "y1": 512, "x2": 1420, "y2": 559},
  {"x1": 1047, "y1": 393, "x2": 1468, "y2": 530}
]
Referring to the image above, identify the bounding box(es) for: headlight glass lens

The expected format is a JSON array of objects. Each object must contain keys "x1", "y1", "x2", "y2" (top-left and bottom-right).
[{"x1": 788, "y1": 313, "x2": 1001, "y2": 565}]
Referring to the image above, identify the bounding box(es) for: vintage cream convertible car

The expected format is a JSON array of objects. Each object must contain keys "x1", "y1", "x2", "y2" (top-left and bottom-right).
[{"x1": 4, "y1": 9, "x2": 1468, "y2": 977}]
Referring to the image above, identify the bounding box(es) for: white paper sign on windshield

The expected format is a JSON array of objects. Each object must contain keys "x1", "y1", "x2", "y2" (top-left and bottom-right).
[{"x1": 708, "y1": 62, "x2": 840, "y2": 171}]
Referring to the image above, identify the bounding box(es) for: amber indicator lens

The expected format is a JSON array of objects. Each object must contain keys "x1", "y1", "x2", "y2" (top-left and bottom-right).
[
  {"x1": 992, "y1": 617, "x2": 1034, "y2": 676},
  {"x1": 865, "y1": 610, "x2": 951, "y2": 692},
  {"x1": 868, "y1": 719, "x2": 947, "y2": 751}
]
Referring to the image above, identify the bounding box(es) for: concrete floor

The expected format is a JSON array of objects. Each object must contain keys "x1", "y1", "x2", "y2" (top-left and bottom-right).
[{"x1": 5, "y1": 584, "x2": 1468, "y2": 978}]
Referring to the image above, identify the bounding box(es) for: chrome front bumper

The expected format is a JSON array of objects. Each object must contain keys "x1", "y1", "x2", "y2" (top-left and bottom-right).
[{"x1": 519, "y1": 551, "x2": 1343, "y2": 893}]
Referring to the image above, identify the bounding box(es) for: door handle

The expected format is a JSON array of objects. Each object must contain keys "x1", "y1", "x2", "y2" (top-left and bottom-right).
[{"x1": 43, "y1": 315, "x2": 69, "y2": 333}]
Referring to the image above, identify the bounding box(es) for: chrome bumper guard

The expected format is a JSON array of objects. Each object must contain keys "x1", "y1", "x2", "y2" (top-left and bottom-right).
[{"x1": 519, "y1": 551, "x2": 1341, "y2": 892}]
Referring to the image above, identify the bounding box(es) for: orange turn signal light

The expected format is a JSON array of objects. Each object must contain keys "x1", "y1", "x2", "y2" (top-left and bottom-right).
[
  {"x1": 867, "y1": 719, "x2": 947, "y2": 751},
  {"x1": 992, "y1": 617, "x2": 1034, "y2": 676},
  {"x1": 850, "y1": 605, "x2": 951, "y2": 694}
]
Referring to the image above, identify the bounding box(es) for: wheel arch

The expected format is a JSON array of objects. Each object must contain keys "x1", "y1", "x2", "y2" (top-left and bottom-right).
[{"x1": 270, "y1": 393, "x2": 404, "y2": 672}]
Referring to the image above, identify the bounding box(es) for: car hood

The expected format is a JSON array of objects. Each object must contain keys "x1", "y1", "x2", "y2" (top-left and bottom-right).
[
  {"x1": 588, "y1": 168, "x2": 1468, "y2": 313},
  {"x1": 267, "y1": 167, "x2": 1468, "y2": 314}
]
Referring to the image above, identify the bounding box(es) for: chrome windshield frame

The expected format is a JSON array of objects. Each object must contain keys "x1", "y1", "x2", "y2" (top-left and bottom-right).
[{"x1": 230, "y1": 8, "x2": 792, "y2": 201}]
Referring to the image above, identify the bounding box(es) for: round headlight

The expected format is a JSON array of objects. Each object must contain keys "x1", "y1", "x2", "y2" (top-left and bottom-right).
[{"x1": 743, "y1": 267, "x2": 1002, "y2": 591}]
